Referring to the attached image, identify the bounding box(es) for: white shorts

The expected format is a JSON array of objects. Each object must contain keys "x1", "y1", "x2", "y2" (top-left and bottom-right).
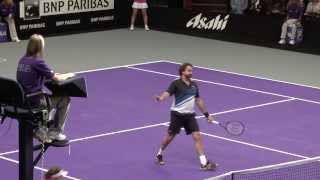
[{"x1": 132, "y1": 2, "x2": 148, "y2": 9}]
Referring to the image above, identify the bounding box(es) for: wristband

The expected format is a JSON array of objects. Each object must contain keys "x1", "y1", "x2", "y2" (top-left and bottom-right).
[{"x1": 204, "y1": 112, "x2": 209, "y2": 118}]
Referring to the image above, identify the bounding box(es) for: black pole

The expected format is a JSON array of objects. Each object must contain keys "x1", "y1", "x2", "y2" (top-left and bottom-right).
[{"x1": 19, "y1": 120, "x2": 34, "y2": 180}]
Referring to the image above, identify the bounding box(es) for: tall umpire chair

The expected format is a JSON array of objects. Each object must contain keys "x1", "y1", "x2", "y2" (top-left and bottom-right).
[{"x1": 0, "y1": 77, "x2": 69, "y2": 180}]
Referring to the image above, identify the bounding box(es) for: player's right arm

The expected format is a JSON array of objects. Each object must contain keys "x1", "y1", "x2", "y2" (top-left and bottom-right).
[
  {"x1": 155, "y1": 92, "x2": 170, "y2": 102},
  {"x1": 155, "y1": 81, "x2": 176, "y2": 102}
]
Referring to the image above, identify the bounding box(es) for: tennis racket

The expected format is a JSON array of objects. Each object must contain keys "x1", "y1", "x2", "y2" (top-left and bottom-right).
[{"x1": 210, "y1": 120, "x2": 245, "y2": 136}]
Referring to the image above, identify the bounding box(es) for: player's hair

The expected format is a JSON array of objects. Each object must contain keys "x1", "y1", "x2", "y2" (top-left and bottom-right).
[
  {"x1": 2, "y1": 0, "x2": 14, "y2": 6},
  {"x1": 45, "y1": 167, "x2": 62, "y2": 179},
  {"x1": 179, "y1": 63, "x2": 193, "y2": 76},
  {"x1": 26, "y1": 34, "x2": 45, "y2": 57}
]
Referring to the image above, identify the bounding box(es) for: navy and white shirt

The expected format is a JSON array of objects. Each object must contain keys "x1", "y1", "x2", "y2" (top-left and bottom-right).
[{"x1": 166, "y1": 79, "x2": 200, "y2": 114}]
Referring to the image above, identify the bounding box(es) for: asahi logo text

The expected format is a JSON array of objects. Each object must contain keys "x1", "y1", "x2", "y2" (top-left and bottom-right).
[{"x1": 186, "y1": 13, "x2": 229, "y2": 31}]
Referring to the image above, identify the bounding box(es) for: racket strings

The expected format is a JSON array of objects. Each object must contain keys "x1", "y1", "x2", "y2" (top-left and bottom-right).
[{"x1": 225, "y1": 121, "x2": 245, "y2": 136}]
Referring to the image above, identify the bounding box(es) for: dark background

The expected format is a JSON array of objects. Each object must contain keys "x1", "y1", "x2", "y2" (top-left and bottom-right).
[
  {"x1": 4, "y1": 0, "x2": 320, "y2": 55},
  {"x1": 117, "y1": 0, "x2": 320, "y2": 55}
]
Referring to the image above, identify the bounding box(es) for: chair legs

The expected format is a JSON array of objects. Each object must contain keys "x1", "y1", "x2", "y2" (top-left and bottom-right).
[{"x1": 19, "y1": 120, "x2": 34, "y2": 180}]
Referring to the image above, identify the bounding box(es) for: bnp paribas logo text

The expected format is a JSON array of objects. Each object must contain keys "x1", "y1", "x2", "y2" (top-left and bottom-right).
[{"x1": 186, "y1": 13, "x2": 229, "y2": 31}]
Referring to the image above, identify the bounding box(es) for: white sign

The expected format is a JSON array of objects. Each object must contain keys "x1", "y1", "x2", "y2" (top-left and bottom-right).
[
  {"x1": 186, "y1": 13, "x2": 229, "y2": 31},
  {"x1": 20, "y1": 0, "x2": 114, "y2": 18}
]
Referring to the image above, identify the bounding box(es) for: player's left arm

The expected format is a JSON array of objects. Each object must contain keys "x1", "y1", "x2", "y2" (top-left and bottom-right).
[
  {"x1": 195, "y1": 98, "x2": 213, "y2": 123},
  {"x1": 194, "y1": 84, "x2": 214, "y2": 123},
  {"x1": 195, "y1": 97, "x2": 207, "y2": 114}
]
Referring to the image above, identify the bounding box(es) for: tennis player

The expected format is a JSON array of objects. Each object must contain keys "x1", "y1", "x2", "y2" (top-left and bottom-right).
[
  {"x1": 130, "y1": 0, "x2": 150, "y2": 31},
  {"x1": 16, "y1": 34, "x2": 74, "y2": 143},
  {"x1": 154, "y1": 63, "x2": 217, "y2": 171}
]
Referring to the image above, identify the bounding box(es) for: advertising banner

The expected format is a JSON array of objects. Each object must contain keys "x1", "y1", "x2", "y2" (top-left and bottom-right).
[{"x1": 17, "y1": 0, "x2": 115, "y2": 38}]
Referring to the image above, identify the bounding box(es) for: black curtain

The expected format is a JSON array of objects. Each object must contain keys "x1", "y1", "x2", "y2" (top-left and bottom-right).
[{"x1": 168, "y1": 0, "x2": 183, "y2": 8}]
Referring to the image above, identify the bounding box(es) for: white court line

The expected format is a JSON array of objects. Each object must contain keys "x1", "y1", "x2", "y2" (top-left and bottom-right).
[
  {"x1": 67, "y1": 60, "x2": 320, "y2": 105},
  {"x1": 69, "y1": 122, "x2": 167, "y2": 143},
  {"x1": 0, "y1": 58, "x2": 312, "y2": 178},
  {"x1": 127, "y1": 66, "x2": 320, "y2": 105},
  {"x1": 0, "y1": 99, "x2": 306, "y2": 179},
  {"x1": 162, "y1": 123, "x2": 309, "y2": 159},
  {"x1": 0, "y1": 60, "x2": 165, "y2": 179},
  {"x1": 54, "y1": 61, "x2": 318, "y2": 179},
  {"x1": 0, "y1": 122, "x2": 163, "y2": 179},
  {"x1": 72, "y1": 60, "x2": 166, "y2": 74},
  {"x1": 64, "y1": 58, "x2": 320, "y2": 91},
  {"x1": 66, "y1": 59, "x2": 320, "y2": 104},
  {"x1": 70, "y1": 99, "x2": 295, "y2": 143},
  {"x1": 0, "y1": 122, "x2": 167, "y2": 156},
  {"x1": 163, "y1": 60, "x2": 320, "y2": 91},
  {"x1": 199, "y1": 131, "x2": 309, "y2": 159},
  {"x1": 197, "y1": 98, "x2": 296, "y2": 118},
  {"x1": 0, "y1": 150, "x2": 19, "y2": 156},
  {"x1": 0, "y1": 156, "x2": 81, "y2": 180},
  {"x1": 0, "y1": 99, "x2": 294, "y2": 156}
]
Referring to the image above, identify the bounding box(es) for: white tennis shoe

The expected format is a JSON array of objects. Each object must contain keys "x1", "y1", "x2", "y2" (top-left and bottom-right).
[{"x1": 48, "y1": 131, "x2": 67, "y2": 141}]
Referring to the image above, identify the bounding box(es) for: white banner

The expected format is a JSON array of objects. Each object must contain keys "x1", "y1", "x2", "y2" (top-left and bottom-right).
[
  {"x1": 20, "y1": 0, "x2": 114, "y2": 19},
  {"x1": 186, "y1": 13, "x2": 229, "y2": 31}
]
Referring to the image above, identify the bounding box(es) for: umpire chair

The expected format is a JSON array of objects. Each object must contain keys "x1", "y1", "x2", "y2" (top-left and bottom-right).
[{"x1": 0, "y1": 77, "x2": 68, "y2": 180}]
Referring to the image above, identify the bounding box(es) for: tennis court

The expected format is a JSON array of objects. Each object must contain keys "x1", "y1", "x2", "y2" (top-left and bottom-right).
[{"x1": 0, "y1": 60, "x2": 320, "y2": 180}]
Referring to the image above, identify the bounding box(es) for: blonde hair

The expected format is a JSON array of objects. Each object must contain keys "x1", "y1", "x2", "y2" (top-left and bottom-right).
[
  {"x1": 2, "y1": 0, "x2": 14, "y2": 7},
  {"x1": 26, "y1": 34, "x2": 45, "y2": 57}
]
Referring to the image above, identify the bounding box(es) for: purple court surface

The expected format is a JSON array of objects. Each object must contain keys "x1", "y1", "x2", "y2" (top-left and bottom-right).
[{"x1": 1, "y1": 60, "x2": 320, "y2": 180}]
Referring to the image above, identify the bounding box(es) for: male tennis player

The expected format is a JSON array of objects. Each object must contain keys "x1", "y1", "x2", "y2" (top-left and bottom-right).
[
  {"x1": 16, "y1": 34, "x2": 74, "y2": 143},
  {"x1": 155, "y1": 63, "x2": 217, "y2": 171}
]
